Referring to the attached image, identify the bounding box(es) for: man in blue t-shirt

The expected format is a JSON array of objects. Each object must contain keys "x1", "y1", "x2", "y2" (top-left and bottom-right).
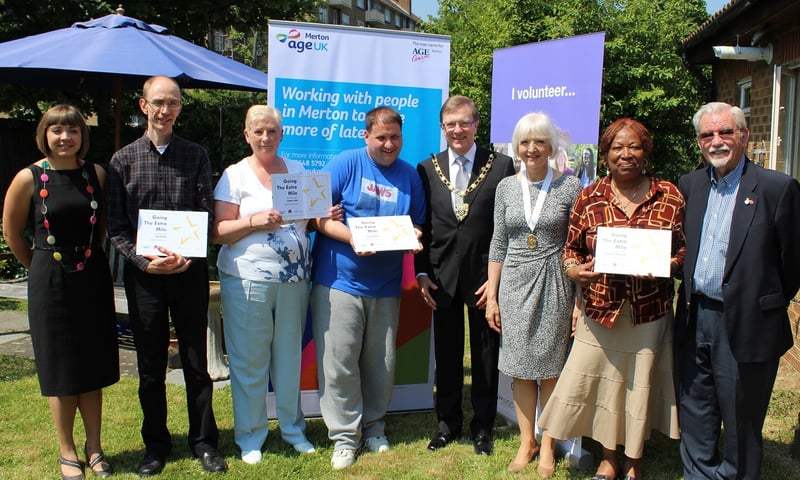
[{"x1": 311, "y1": 106, "x2": 426, "y2": 470}]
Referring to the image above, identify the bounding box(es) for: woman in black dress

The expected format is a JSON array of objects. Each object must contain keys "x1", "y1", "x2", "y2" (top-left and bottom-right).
[{"x1": 2, "y1": 104, "x2": 119, "y2": 480}]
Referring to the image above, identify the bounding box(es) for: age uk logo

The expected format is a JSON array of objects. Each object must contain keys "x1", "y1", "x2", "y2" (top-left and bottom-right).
[
  {"x1": 276, "y1": 29, "x2": 301, "y2": 43},
  {"x1": 276, "y1": 29, "x2": 329, "y2": 53}
]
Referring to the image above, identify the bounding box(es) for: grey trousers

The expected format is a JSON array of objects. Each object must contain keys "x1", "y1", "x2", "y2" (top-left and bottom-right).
[{"x1": 311, "y1": 285, "x2": 400, "y2": 450}]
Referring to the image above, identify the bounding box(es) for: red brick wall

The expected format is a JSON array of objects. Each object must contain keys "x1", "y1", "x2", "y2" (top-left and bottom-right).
[
  {"x1": 785, "y1": 298, "x2": 800, "y2": 371},
  {"x1": 710, "y1": 22, "x2": 800, "y2": 169},
  {"x1": 709, "y1": 21, "x2": 800, "y2": 370}
]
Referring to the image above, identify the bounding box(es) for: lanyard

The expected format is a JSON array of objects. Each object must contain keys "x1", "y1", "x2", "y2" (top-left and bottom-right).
[{"x1": 519, "y1": 167, "x2": 553, "y2": 233}]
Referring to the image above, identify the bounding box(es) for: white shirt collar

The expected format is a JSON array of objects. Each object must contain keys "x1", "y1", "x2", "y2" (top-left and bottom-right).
[{"x1": 449, "y1": 144, "x2": 477, "y2": 169}]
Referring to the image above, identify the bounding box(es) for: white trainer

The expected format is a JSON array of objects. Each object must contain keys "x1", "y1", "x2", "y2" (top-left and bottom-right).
[
  {"x1": 292, "y1": 440, "x2": 316, "y2": 454},
  {"x1": 364, "y1": 436, "x2": 390, "y2": 453},
  {"x1": 331, "y1": 449, "x2": 356, "y2": 470},
  {"x1": 241, "y1": 450, "x2": 262, "y2": 465}
]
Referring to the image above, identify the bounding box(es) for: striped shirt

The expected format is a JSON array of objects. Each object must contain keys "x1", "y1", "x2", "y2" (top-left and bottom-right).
[{"x1": 692, "y1": 158, "x2": 745, "y2": 301}]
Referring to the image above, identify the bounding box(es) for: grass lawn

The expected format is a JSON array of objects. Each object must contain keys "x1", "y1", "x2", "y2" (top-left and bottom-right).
[{"x1": 1, "y1": 336, "x2": 799, "y2": 478}]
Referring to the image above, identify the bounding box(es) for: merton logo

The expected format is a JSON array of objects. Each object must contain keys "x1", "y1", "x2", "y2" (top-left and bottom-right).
[{"x1": 276, "y1": 29, "x2": 330, "y2": 53}]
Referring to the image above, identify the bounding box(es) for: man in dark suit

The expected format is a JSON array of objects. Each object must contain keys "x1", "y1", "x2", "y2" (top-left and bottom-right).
[
  {"x1": 676, "y1": 102, "x2": 800, "y2": 479},
  {"x1": 416, "y1": 95, "x2": 515, "y2": 455}
]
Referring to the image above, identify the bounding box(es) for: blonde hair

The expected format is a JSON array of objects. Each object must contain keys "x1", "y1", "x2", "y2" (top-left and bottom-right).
[
  {"x1": 245, "y1": 105, "x2": 282, "y2": 130},
  {"x1": 511, "y1": 112, "x2": 567, "y2": 160}
]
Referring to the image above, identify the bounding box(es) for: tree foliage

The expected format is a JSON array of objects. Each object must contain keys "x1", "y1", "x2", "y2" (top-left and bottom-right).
[
  {"x1": 422, "y1": 0, "x2": 709, "y2": 182},
  {"x1": 0, "y1": 0, "x2": 319, "y2": 45},
  {"x1": 0, "y1": 0, "x2": 317, "y2": 168}
]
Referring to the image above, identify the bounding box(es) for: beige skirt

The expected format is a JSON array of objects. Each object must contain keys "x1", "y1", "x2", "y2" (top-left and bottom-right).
[{"x1": 537, "y1": 303, "x2": 679, "y2": 458}]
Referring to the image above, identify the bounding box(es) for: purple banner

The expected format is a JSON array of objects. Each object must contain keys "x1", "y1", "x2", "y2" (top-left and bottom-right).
[{"x1": 490, "y1": 32, "x2": 605, "y2": 145}]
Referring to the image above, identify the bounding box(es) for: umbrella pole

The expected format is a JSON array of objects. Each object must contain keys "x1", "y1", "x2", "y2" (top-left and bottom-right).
[{"x1": 114, "y1": 76, "x2": 122, "y2": 152}]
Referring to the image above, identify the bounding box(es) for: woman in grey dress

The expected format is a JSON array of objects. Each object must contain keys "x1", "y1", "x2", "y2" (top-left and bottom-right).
[{"x1": 485, "y1": 112, "x2": 581, "y2": 477}]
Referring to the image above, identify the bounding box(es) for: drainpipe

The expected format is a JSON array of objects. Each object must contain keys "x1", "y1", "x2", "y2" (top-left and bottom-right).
[{"x1": 678, "y1": 44, "x2": 716, "y2": 102}]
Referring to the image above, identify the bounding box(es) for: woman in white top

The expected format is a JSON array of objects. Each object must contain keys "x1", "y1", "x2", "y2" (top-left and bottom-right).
[{"x1": 212, "y1": 105, "x2": 337, "y2": 464}]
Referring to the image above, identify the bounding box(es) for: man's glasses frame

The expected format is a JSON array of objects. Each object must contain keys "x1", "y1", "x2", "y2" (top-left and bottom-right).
[
  {"x1": 698, "y1": 128, "x2": 738, "y2": 143},
  {"x1": 442, "y1": 120, "x2": 475, "y2": 131},
  {"x1": 143, "y1": 99, "x2": 182, "y2": 111}
]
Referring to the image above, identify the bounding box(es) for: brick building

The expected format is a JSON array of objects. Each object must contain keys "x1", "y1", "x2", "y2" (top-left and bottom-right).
[
  {"x1": 680, "y1": 0, "x2": 800, "y2": 180},
  {"x1": 211, "y1": 1, "x2": 419, "y2": 69},
  {"x1": 320, "y1": 0, "x2": 418, "y2": 30},
  {"x1": 680, "y1": 0, "x2": 800, "y2": 448}
]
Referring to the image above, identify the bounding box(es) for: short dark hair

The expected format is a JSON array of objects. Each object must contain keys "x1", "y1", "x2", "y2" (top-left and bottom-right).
[
  {"x1": 35, "y1": 104, "x2": 90, "y2": 159},
  {"x1": 365, "y1": 106, "x2": 403, "y2": 132}
]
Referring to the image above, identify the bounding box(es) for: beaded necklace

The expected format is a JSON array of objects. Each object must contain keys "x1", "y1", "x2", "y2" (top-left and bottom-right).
[{"x1": 38, "y1": 159, "x2": 98, "y2": 272}]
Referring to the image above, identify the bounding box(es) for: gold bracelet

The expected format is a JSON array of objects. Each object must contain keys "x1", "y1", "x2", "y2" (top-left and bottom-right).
[
  {"x1": 563, "y1": 260, "x2": 579, "y2": 273},
  {"x1": 248, "y1": 214, "x2": 256, "y2": 231}
]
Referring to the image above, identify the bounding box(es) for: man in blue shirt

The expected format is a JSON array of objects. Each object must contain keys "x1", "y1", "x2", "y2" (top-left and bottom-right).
[
  {"x1": 676, "y1": 102, "x2": 800, "y2": 480},
  {"x1": 311, "y1": 106, "x2": 426, "y2": 470}
]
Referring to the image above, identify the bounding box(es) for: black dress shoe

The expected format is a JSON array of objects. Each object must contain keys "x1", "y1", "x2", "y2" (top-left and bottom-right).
[
  {"x1": 472, "y1": 433, "x2": 493, "y2": 455},
  {"x1": 426, "y1": 431, "x2": 457, "y2": 451},
  {"x1": 137, "y1": 454, "x2": 165, "y2": 477},
  {"x1": 58, "y1": 456, "x2": 85, "y2": 480},
  {"x1": 198, "y1": 450, "x2": 228, "y2": 473}
]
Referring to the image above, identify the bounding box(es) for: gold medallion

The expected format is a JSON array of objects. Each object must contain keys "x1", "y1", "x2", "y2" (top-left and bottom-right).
[
  {"x1": 455, "y1": 202, "x2": 470, "y2": 222},
  {"x1": 527, "y1": 233, "x2": 537, "y2": 249}
]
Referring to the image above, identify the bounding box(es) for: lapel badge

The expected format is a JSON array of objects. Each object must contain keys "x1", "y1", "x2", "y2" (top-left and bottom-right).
[{"x1": 744, "y1": 197, "x2": 755, "y2": 206}]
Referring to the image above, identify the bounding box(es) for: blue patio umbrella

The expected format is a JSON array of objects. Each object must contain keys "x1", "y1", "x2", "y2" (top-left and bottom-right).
[{"x1": 0, "y1": 12, "x2": 267, "y2": 148}]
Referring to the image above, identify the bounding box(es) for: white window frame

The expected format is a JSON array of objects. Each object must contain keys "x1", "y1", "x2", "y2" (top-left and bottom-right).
[
  {"x1": 771, "y1": 64, "x2": 800, "y2": 178},
  {"x1": 738, "y1": 78, "x2": 752, "y2": 115},
  {"x1": 213, "y1": 31, "x2": 226, "y2": 53}
]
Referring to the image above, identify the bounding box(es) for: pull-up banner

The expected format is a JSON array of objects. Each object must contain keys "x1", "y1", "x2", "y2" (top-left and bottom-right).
[
  {"x1": 490, "y1": 32, "x2": 606, "y2": 469},
  {"x1": 268, "y1": 20, "x2": 451, "y2": 416},
  {"x1": 491, "y1": 32, "x2": 605, "y2": 187}
]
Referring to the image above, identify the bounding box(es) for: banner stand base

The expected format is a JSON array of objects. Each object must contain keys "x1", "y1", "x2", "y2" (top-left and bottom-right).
[
  {"x1": 560, "y1": 444, "x2": 594, "y2": 470},
  {"x1": 498, "y1": 419, "x2": 594, "y2": 471}
]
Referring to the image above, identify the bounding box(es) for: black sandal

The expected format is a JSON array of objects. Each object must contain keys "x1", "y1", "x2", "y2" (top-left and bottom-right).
[
  {"x1": 84, "y1": 444, "x2": 113, "y2": 478},
  {"x1": 58, "y1": 456, "x2": 85, "y2": 480},
  {"x1": 591, "y1": 461, "x2": 620, "y2": 480}
]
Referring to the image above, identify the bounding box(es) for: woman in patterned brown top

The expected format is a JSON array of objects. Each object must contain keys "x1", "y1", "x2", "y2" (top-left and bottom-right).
[{"x1": 538, "y1": 118, "x2": 685, "y2": 480}]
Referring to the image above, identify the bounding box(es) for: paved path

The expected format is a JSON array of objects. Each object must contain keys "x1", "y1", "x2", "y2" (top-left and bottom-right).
[{"x1": 0, "y1": 308, "x2": 229, "y2": 389}]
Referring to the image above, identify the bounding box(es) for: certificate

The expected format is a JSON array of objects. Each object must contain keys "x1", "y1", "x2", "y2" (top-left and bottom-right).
[
  {"x1": 135, "y1": 209, "x2": 209, "y2": 258},
  {"x1": 348, "y1": 215, "x2": 419, "y2": 253},
  {"x1": 594, "y1": 226, "x2": 672, "y2": 277},
  {"x1": 272, "y1": 172, "x2": 332, "y2": 220}
]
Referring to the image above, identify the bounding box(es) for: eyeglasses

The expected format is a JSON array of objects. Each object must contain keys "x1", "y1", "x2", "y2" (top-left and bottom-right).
[
  {"x1": 698, "y1": 128, "x2": 738, "y2": 142},
  {"x1": 144, "y1": 99, "x2": 182, "y2": 110},
  {"x1": 442, "y1": 120, "x2": 474, "y2": 131}
]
